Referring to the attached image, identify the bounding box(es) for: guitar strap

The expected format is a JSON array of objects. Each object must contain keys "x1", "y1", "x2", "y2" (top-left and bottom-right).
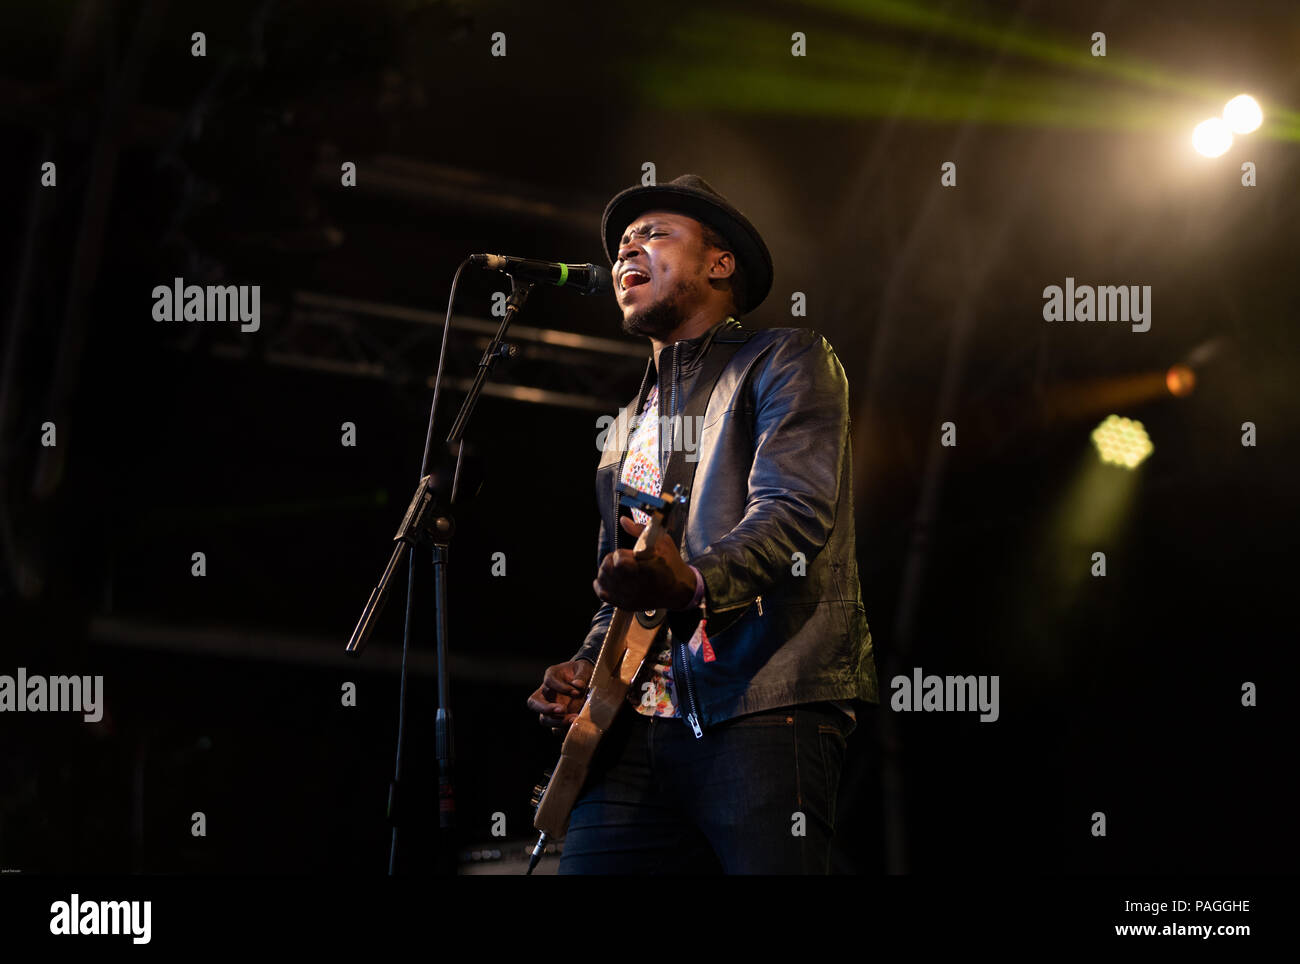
[
  {"x1": 647, "y1": 321, "x2": 754, "y2": 651},
  {"x1": 659, "y1": 320, "x2": 755, "y2": 547}
]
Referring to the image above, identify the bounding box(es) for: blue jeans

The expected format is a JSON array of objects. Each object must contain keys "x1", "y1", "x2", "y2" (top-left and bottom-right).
[{"x1": 556, "y1": 701, "x2": 855, "y2": 874}]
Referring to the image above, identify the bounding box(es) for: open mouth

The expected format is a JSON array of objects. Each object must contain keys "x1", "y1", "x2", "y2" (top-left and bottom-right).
[{"x1": 619, "y1": 269, "x2": 651, "y2": 293}]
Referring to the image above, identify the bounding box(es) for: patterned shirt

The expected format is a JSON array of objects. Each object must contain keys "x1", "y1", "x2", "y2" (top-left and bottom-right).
[{"x1": 622, "y1": 383, "x2": 679, "y2": 717}]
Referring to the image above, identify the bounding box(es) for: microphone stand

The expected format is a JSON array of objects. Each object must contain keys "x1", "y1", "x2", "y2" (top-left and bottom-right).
[{"x1": 346, "y1": 272, "x2": 533, "y2": 875}]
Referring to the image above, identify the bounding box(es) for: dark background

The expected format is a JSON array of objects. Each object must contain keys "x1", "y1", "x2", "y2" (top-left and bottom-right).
[{"x1": 1, "y1": 0, "x2": 1296, "y2": 874}]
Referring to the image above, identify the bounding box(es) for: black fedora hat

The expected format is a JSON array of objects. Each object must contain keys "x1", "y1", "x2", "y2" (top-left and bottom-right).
[{"x1": 601, "y1": 174, "x2": 774, "y2": 315}]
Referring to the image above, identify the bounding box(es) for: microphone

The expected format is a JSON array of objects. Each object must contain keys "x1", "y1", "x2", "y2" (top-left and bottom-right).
[{"x1": 470, "y1": 254, "x2": 612, "y2": 296}]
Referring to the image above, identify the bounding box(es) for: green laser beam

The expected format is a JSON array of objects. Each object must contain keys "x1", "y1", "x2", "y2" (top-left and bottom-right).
[
  {"x1": 629, "y1": 4, "x2": 1300, "y2": 140},
  {"x1": 806, "y1": 0, "x2": 1300, "y2": 123}
]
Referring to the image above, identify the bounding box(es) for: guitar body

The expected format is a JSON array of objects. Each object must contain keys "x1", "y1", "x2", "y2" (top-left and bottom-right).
[
  {"x1": 533, "y1": 610, "x2": 662, "y2": 837},
  {"x1": 532, "y1": 483, "x2": 682, "y2": 840}
]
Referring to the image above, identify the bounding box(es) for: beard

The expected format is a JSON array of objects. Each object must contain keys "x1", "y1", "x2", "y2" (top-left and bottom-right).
[{"x1": 620, "y1": 278, "x2": 694, "y2": 339}]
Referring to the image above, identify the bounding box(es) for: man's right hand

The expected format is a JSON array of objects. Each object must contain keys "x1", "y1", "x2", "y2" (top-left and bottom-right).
[{"x1": 526, "y1": 659, "x2": 593, "y2": 731}]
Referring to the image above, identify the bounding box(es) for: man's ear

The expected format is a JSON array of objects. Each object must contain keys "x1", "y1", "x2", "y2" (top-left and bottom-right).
[{"x1": 709, "y1": 250, "x2": 736, "y2": 282}]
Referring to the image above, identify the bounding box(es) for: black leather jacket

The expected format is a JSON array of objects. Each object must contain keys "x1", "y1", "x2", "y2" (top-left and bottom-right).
[{"x1": 572, "y1": 316, "x2": 879, "y2": 731}]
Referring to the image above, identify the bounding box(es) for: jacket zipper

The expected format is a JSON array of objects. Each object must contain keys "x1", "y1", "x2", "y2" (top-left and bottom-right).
[
  {"x1": 673, "y1": 633, "x2": 704, "y2": 738},
  {"x1": 666, "y1": 343, "x2": 677, "y2": 471},
  {"x1": 665, "y1": 341, "x2": 706, "y2": 739}
]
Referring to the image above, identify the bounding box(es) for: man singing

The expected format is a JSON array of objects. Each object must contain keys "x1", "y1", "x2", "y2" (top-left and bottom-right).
[{"x1": 525, "y1": 174, "x2": 878, "y2": 873}]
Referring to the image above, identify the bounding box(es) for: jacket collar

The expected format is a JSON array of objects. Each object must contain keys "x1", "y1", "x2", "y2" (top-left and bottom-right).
[
  {"x1": 631, "y1": 315, "x2": 740, "y2": 420},
  {"x1": 652, "y1": 315, "x2": 738, "y2": 377}
]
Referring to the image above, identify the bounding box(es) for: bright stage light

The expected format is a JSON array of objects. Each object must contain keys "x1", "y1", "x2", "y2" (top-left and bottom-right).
[
  {"x1": 1166, "y1": 364, "x2": 1196, "y2": 397},
  {"x1": 1091, "y1": 415, "x2": 1153, "y2": 469},
  {"x1": 1223, "y1": 94, "x2": 1263, "y2": 134},
  {"x1": 1193, "y1": 117, "x2": 1233, "y2": 157}
]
